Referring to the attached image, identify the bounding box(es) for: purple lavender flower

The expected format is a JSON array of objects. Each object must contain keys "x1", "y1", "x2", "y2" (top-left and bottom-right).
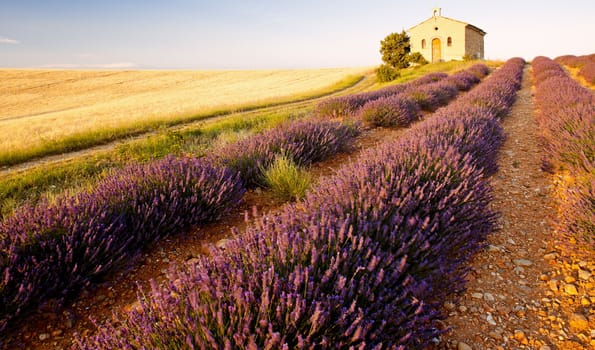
[
  {"x1": 358, "y1": 95, "x2": 420, "y2": 127},
  {"x1": 77, "y1": 58, "x2": 525, "y2": 350},
  {"x1": 532, "y1": 55, "x2": 595, "y2": 251},
  {"x1": 0, "y1": 156, "x2": 244, "y2": 332}
]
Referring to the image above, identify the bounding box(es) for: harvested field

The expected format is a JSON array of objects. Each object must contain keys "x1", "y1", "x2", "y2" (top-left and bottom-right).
[{"x1": 0, "y1": 68, "x2": 368, "y2": 165}]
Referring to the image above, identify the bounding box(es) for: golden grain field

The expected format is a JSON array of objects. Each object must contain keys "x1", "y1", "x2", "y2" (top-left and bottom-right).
[{"x1": 0, "y1": 67, "x2": 368, "y2": 164}]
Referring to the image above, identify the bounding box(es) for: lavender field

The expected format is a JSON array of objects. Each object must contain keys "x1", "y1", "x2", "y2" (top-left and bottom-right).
[
  {"x1": 77, "y1": 59, "x2": 525, "y2": 348},
  {"x1": 532, "y1": 56, "x2": 595, "y2": 250},
  {"x1": 1, "y1": 55, "x2": 594, "y2": 349}
]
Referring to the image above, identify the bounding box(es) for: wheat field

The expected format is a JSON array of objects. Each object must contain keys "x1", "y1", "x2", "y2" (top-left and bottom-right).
[{"x1": 0, "y1": 67, "x2": 368, "y2": 165}]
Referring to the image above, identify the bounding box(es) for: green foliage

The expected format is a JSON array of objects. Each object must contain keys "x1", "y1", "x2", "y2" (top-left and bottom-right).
[
  {"x1": 116, "y1": 130, "x2": 192, "y2": 162},
  {"x1": 379, "y1": 31, "x2": 411, "y2": 69},
  {"x1": 262, "y1": 155, "x2": 311, "y2": 202},
  {"x1": 410, "y1": 52, "x2": 429, "y2": 65},
  {"x1": 379, "y1": 32, "x2": 429, "y2": 71},
  {"x1": 0, "y1": 159, "x2": 110, "y2": 219},
  {"x1": 375, "y1": 64, "x2": 401, "y2": 82}
]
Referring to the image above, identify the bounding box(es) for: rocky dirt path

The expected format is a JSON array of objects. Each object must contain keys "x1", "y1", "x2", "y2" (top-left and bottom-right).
[{"x1": 435, "y1": 66, "x2": 595, "y2": 349}]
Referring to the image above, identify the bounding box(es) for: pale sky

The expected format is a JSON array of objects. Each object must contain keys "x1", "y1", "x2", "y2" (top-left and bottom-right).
[{"x1": 1, "y1": 0, "x2": 593, "y2": 69}]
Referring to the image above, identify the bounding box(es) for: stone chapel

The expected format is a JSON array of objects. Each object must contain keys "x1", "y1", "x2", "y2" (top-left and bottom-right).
[{"x1": 408, "y1": 8, "x2": 486, "y2": 63}]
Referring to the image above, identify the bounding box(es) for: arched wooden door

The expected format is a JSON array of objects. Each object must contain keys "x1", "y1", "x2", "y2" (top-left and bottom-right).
[{"x1": 432, "y1": 38, "x2": 441, "y2": 63}]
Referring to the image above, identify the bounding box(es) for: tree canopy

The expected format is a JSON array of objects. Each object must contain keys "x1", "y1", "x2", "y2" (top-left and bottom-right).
[{"x1": 379, "y1": 31, "x2": 411, "y2": 69}]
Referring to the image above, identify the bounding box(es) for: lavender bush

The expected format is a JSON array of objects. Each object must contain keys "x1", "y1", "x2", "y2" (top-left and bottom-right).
[
  {"x1": 410, "y1": 59, "x2": 523, "y2": 176},
  {"x1": 423, "y1": 80, "x2": 459, "y2": 106},
  {"x1": 405, "y1": 87, "x2": 441, "y2": 111},
  {"x1": 466, "y1": 63, "x2": 491, "y2": 79},
  {"x1": 404, "y1": 81, "x2": 456, "y2": 111},
  {"x1": 561, "y1": 177, "x2": 595, "y2": 248},
  {"x1": 534, "y1": 57, "x2": 568, "y2": 84},
  {"x1": 445, "y1": 71, "x2": 481, "y2": 91},
  {"x1": 555, "y1": 53, "x2": 595, "y2": 85},
  {"x1": 579, "y1": 62, "x2": 595, "y2": 85},
  {"x1": 0, "y1": 113, "x2": 364, "y2": 333},
  {"x1": 408, "y1": 72, "x2": 448, "y2": 86},
  {"x1": 532, "y1": 56, "x2": 595, "y2": 250},
  {"x1": 315, "y1": 66, "x2": 489, "y2": 120},
  {"x1": 532, "y1": 56, "x2": 594, "y2": 173},
  {"x1": 410, "y1": 107, "x2": 505, "y2": 176},
  {"x1": 555, "y1": 54, "x2": 582, "y2": 67},
  {"x1": 358, "y1": 95, "x2": 420, "y2": 127},
  {"x1": 78, "y1": 58, "x2": 524, "y2": 349},
  {"x1": 0, "y1": 156, "x2": 244, "y2": 332},
  {"x1": 80, "y1": 137, "x2": 496, "y2": 350},
  {"x1": 451, "y1": 63, "x2": 523, "y2": 119},
  {"x1": 207, "y1": 119, "x2": 360, "y2": 188},
  {"x1": 314, "y1": 72, "x2": 447, "y2": 119},
  {"x1": 355, "y1": 65, "x2": 490, "y2": 123},
  {"x1": 403, "y1": 65, "x2": 488, "y2": 112},
  {"x1": 314, "y1": 94, "x2": 368, "y2": 119}
]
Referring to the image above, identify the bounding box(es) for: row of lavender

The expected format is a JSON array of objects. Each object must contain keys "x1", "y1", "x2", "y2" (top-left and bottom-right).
[
  {"x1": 315, "y1": 64, "x2": 490, "y2": 126},
  {"x1": 206, "y1": 120, "x2": 360, "y2": 188},
  {"x1": 0, "y1": 65, "x2": 473, "y2": 334},
  {"x1": 0, "y1": 119, "x2": 358, "y2": 333},
  {"x1": 555, "y1": 53, "x2": 595, "y2": 85},
  {"x1": 79, "y1": 58, "x2": 524, "y2": 349},
  {"x1": 357, "y1": 65, "x2": 488, "y2": 127},
  {"x1": 532, "y1": 56, "x2": 595, "y2": 250}
]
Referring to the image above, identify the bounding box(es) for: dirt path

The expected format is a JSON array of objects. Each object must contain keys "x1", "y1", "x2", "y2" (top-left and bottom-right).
[{"x1": 434, "y1": 67, "x2": 595, "y2": 349}]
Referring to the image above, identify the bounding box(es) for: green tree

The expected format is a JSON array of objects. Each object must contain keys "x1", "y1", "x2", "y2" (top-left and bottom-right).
[{"x1": 379, "y1": 31, "x2": 411, "y2": 69}]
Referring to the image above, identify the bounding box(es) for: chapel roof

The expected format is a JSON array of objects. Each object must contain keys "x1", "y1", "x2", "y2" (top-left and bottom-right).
[{"x1": 408, "y1": 13, "x2": 486, "y2": 36}]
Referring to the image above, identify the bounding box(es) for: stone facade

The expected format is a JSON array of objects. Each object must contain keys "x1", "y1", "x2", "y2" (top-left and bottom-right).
[{"x1": 408, "y1": 8, "x2": 485, "y2": 63}]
